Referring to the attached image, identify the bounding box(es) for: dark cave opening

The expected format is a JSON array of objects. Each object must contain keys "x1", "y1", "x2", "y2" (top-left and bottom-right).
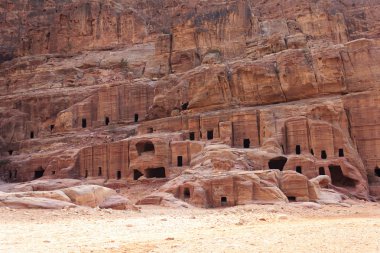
[
  {"x1": 268, "y1": 156, "x2": 288, "y2": 171},
  {"x1": 177, "y1": 156, "x2": 183, "y2": 167},
  {"x1": 136, "y1": 141, "x2": 155, "y2": 155},
  {"x1": 34, "y1": 167, "x2": 44, "y2": 179},
  {"x1": 339, "y1": 148, "x2": 344, "y2": 157},
  {"x1": 221, "y1": 196, "x2": 227, "y2": 206},
  {"x1": 145, "y1": 167, "x2": 166, "y2": 178},
  {"x1": 133, "y1": 169, "x2": 143, "y2": 180},
  {"x1": 296, "y1": 145, "x2": 301, "y2": 154},
  {"x1": 189, "y1": 132, "x2": 195, "y2": 140},
  {"x1": 207, "y1": 130, "x2": 213, "y2": 140},
  {"x1": 184, "y1": 188, "x2": 190, "y2": 199},
  {"x1": 243, "y1": 138, "x2": 250, "y2": 148},
  {"x1": 328, "y1": 165, "x2": 356, "y2": 187},
  {"x1": 82, "y1": 118, "x2": 87, "y2": 128},
  {"x1": 321, "y1": 150, "x2": 327, "y2": 159}
]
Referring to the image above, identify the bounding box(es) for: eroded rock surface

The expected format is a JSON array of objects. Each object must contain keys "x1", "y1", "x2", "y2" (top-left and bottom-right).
[{"x1": 0, "y1": 183, "x2": 135, "y2": 210}]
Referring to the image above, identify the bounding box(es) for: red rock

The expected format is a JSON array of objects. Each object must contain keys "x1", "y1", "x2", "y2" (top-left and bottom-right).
[
  {"x1": 1, "y1": 0, "x2": 380, "y2": 208},
  {"x1": 99, "y1": 195, "x2": 136, "y2": 210}
]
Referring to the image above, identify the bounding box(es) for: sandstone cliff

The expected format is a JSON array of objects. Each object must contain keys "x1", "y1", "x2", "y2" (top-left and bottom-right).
[{"x1": 1, "y1": 0, "x2": 380, "y2": 206}]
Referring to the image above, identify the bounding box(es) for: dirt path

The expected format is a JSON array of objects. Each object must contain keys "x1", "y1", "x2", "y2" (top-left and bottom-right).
[{"x1": 1, "y1": 202, "x2": 380, "y2": 253}]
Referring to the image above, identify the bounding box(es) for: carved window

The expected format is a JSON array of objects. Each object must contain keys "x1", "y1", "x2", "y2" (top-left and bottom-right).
[
  {"x1": 243, "y1": 139, "x2": 250, "y2": 148},
  {"x1": 296, "y1": 145, "x2": 301, "y2": 154},
  {"x1": 184, "y1": 188, "x2": 190, "y2": 199},
  {"x1": 221, "y1": 196, "x2": 227, "y2": 206},
  {"x1": 177, "y1": 156, "x2": 183, "y2": 167},
  {"x1": 207, "y1": 130, "x2": 213, "y2": 140},
  {"x1": 82, "y1": 118, "x2": 87, "y2": 128}
]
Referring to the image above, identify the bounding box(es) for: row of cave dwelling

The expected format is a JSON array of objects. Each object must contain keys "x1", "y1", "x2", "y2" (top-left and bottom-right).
[
  {"x1": 15, "y1": 88, "x2": 380, "y2": 187},
  {"x1": 74, "y1": 110, "x2": 366, "y2": 190},
  {"x1": 8, "y1": 109, "x2": 379, "y2": 193}
]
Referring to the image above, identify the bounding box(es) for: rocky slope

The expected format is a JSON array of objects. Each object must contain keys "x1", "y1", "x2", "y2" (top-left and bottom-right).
[{"x1": 1, "y1": 0, "x2": 380, "y2": 207}]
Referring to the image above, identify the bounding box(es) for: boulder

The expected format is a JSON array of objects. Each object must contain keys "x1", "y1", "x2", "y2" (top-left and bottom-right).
[
  {"x1": 136, "y1": 195, "x2": 163, "y2": 206},
  {"x1": 99, "y1": 195, "x2": 136, "y2": 210},
  {"x1": 3, "y1": 179, "x2": 83, "y2": 193},
  {"x1": 317, "y1": 189, "x2": 344, "y2": 204},
  {"x1": 62, "y1": 185, "x2": 117, "y2": 207},
  {"x1": 0, "y1": 196, "x2": 76, "y2": 209},
  {"x1": 0, "y1": 190, "x2": 71, "y2": 202},
  {"x1": 280, "y1": 171, "x2": 310, "y2": 201}
]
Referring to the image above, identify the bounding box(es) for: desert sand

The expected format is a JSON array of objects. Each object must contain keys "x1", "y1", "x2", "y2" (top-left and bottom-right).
[{"x1": 1, "y1": 202, "x2": 380, "y2": 253}]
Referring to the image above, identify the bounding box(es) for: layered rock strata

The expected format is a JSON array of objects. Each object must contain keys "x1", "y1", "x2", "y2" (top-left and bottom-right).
[{"x1": 1, "y1": 0, "x2": 380, "y2": 205}]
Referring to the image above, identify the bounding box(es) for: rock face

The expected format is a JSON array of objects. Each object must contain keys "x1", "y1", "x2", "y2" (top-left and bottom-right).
[
  {"x1": 0, "y1": 183, "x2": 135, "y2": 209},
  {"x1": 137, "y1": 144, "x2": 342, "y2": 207},
  {"x1": 1, "y1": 0, "x2": 380, "y2": 206}
]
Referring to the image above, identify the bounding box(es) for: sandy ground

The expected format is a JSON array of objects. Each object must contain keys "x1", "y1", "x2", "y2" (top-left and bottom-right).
[{"x1": 1, "y1": 202, "x2": 380, "y2": 253}]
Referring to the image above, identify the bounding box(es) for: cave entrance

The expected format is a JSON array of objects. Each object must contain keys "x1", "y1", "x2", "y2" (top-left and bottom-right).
[
  {"x1": 145, "y1": 167, "x2": 166, "y2": 178},
  {"x1": 339, "y1": 148, "x2": 344, "y2": 157},
  {"x1": 8, "y1": 150, "x2": 13, "y2": 155},
  {"x1": 34, "y1": 167, "x2": 44, "y2": 179},
  {"x1": 321, "y1": 150, "x2": 327, "y2": 159},
  {"x1": 85, "y1": 170, "x2": 88, "y2": 178},
  {"x1": 105, "y1": 117, "x2": 110, "y2": 126},
  {"x1": 98, "y1": 167, "x2": 102, "y2": 176},
  {"x1": 310, "y1": 149, "x2": 314, "y2": 155},
  {"x1": 50, "y1": 124, "x2": 55, "y2": 131},
  {"x1": 296, "y1": 166, "x2": 302, "y2": 174},
  {"x1": 328, "y1": 165, "x2": 356, "y2": 187},
  {"x1": 134, "y1": 113, "x2": 139, "y2": 122},
  {"x1": 177, "y1": 156, "x2": 183, "y2": 167},
  {"x1": 136, "y1": 141, "x2": 155, "y2": 155},
  {"x1": 82, "y1": 118, "x2": 87, "y2": 128},
  {"x1": 30, "y1": 131, "x2": 34, "y2": 139},
  {"x1": 375, "y1": 167, "x2": 380, "y2": 177},
  {"x1": 207, "y1": 130, "x2": 213, "y2": 140},
  {"x1": 189, "y1": 132, "x2": 195, "y2": 141},
  {"x1": 117, "y1": 170, "x2": 121, "y2": 180},
  {"x1": 287, "y1": 196, "x2": 296, "y2": 202},
  {"x1": 243, "y1": 139, "x2": 250, "y2": 148},
  {"x1": 14, "y1": 170, "x2": 17, "y2": 179},
  {"x1": 221, "y1": 196, "x2": 227, "y2": 206},
  {"x1": 268, "y1": 156, "x2": 288, "y2": 171},
  {"x1": 181, "y1": 102, "x2": 189, "y2": 110},
  {"x1": 319, "y1": 167, "x2": 325, "y2": 175},
  {"x1": 133, "y1": 169, "x2": 143, "y2": 180},
  {"x1": 296, "y1": 145, "x2": 301, "y2": 154},
  {"x1": 184, "y1": 188, "x2": 190, "y2": 199}
]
